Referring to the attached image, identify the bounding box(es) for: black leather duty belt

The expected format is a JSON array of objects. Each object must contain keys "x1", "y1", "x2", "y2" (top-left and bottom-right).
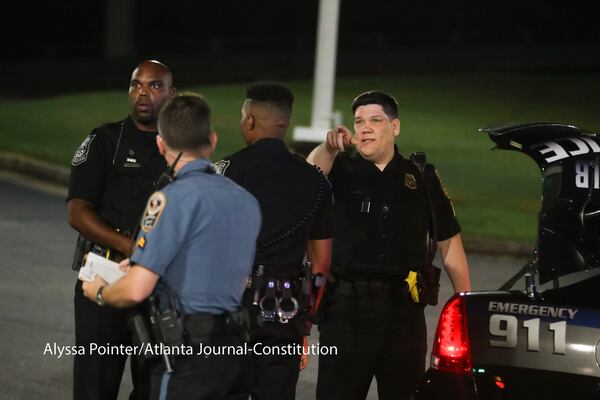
[
  {"x1": 183, "y1": 313, "x2": 227, "y2": 336},
  {"x1": 90, "y1": 243, "x2": 125, "y2": 262},
  {"x1": 335, "y1": 279, "x2": 410, "y2": 306}
]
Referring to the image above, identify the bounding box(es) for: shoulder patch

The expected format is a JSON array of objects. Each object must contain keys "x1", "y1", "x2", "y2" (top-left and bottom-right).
[
  {"x1": 214, "y1": 159, "x2": 230, "y2": 175},
  {"x1": 71, "y1": 134, "x2": 96, "y2": 166},
  {"x1": 141, "y1": 191, "x2": 167, "y2": 232},
  {"x1": 434, "y1": 169, "x2": 456, "y2": 216},
  {"x1": 435, "y1": 170, "x2": 450, "y2": 198}
]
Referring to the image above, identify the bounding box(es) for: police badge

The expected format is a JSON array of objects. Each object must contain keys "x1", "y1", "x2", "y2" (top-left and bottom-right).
[
  {"x1": 141, "y1": 191, "x2": 167, "y2": 232},
  {"x1": 404, "y1": 173, "x2": 417, "y2": 190}
]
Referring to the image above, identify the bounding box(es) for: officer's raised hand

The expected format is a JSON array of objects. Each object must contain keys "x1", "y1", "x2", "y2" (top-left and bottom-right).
[
  {"x1": 325, "y1": 125, "x2": 357, "y2": 154},
  {"x1": 308, "y1": 125, "x2": 358, "y2": 175}
]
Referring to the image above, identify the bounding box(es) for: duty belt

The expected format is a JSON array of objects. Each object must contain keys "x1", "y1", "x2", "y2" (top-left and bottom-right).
[
  {"x1": 183, "y1": 310, "x2": 250, "y2": 345},
  {"x1": 246, "y1": 264, "x2": 311, "y2": 324},
  {"x1": 90, "y1": 243, "x2": 125, "y2": 262},
  {"x1": 71, "y1": 233, "x2": 125, "y2": 271},
  {"x1": 335, "y1": 278, "x2": 412, "y2": 311},
  {"x1": 183, "y1": 313, "x2": 226, "y2": 344}
]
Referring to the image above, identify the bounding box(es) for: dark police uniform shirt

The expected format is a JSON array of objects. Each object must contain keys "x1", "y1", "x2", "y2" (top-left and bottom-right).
[
  {"x1": 328, "y1": 147, "x2": 460, "y2": 280},
  {"x1": 216, "y1": 138, "x2": 333, "y2": 278},
  {"x1": 131, "y1": 158, "x2": 261, "y2": 315},
  {"x1": 67, "y1": 116, "x2": 166, "y2": 235}
]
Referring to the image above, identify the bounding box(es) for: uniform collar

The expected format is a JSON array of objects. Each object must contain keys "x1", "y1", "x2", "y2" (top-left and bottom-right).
[
  {"x1": 386, "y1": 145, "x2": 404, "y2": 171},
  {"x1": 124, "y1": 116, "x2": 160, "y2": 156},
  {"x1": 176, "y1": 158, "x2": 214, "y2": 177},
  {"x1": 252, "y1": 137, "x2": 287, "y2": 150},
  {"x1": 356, "y1": 144, "x2": 403, "y2": 173}
]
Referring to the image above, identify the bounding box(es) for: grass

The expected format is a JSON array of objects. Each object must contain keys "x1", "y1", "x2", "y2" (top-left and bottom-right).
[{"x1": 2, "y1": 72, "x2": 600, "y2": 242}]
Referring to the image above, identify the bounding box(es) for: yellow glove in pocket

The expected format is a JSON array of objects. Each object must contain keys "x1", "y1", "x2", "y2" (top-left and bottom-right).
[{"x1": 405, "y1": 271, "x2": 419, "y2": 303}]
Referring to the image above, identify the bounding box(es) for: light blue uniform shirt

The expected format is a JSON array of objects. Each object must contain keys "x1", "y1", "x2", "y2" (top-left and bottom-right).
[{"x1": 131, "y1": 158, "x2": 261, "y2": 314}]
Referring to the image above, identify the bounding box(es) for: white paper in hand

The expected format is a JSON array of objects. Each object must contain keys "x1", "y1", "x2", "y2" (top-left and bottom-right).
[{"x1": 78, "y1": 252, "x2": 126, "y2": 284}]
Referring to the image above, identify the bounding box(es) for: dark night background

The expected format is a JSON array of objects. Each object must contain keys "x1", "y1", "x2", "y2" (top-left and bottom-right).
[{"x1": 2, "y1": 0, "x2": 599, "y2": 96}]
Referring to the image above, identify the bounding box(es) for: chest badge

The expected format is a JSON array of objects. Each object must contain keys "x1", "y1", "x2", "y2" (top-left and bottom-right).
[
  {"x1": 124, "y1": 148, "x2": 140, "y2": 168},
  {"x1": 404, "y1": 173, "x2": 417, "y2": 190}
]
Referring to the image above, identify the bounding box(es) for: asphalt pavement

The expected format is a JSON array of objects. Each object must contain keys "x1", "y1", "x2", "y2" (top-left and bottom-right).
[{"x1": 0, "y1": 171, "x2": 527, "y2": 399}]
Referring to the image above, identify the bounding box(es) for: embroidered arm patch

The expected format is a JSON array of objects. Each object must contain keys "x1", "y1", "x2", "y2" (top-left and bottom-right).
[
  {"x1": 141, "y1": 191, "x2": 167, "y2": 232},
  {"x1": 71, "y1": 134, "x2": 96, "y2": 166}
]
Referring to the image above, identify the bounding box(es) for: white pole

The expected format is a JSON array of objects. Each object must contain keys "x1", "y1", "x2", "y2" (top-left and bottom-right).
[
  {"x1": 105, "y1": 0, "x2": 135, "y2": 59},
  {"x1": 293, "y1": 0, "x2": 341, "y2": 143}
]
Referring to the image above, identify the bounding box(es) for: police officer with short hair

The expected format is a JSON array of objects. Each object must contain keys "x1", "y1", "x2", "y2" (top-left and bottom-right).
[
  {"x1": 81, "y1": 92, "x2": 262, "y2": 400},
  {"x1": 68, "y1": 60, "x2": 175, "y2": 399},
  {"x1": 217, "y1": 82, "x2": 333, "y2": 400},
  {"x1": 307, "y1": 91, "x2": 471, "y2": 400}
]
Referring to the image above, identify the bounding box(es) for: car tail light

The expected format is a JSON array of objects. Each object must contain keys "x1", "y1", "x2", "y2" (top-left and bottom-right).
[{"x1": 431, "y1": 293, "x2": 472, "y2": 373}]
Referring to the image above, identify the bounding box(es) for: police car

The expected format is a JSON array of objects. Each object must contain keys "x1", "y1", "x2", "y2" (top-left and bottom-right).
[{"x1": 415, "y1": 123, "x2": 600, "y2": 400}]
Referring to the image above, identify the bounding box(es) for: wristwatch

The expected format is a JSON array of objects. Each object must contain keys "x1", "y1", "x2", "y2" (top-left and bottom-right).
[{"x1": 96, "y1": 285, "x2": 106, "y2": 306}]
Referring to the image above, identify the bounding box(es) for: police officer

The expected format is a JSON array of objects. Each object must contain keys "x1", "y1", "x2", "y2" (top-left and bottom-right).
[
  {"x1": 216, "y1": 82, "x2": 333, "y2": 400},
  {"x1": 81, "y1": 92, "x2": 262, "y2": 400},
  {"x1": 67, "y1": 60, "x2": 174, "y2": 399},
  {"x1": 307, "y1": 91, "x2": 471, "y2": 400}
]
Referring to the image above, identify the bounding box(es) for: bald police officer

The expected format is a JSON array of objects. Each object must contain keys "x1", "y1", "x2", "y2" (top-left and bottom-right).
[
  {"x1": 68, "y1": 60, "x2": 174, "y2": 399},
  {"x1": 307, "y1": 91, "x2": 471, "y2": 400},
  {"x1": 81, "y1": 92, "x2": 261, "y2": 400}
]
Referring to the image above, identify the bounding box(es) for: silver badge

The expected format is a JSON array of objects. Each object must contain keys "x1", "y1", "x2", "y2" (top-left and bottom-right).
[{"x1": 124, "y1": 148, "x2": 140, "y2": 167}]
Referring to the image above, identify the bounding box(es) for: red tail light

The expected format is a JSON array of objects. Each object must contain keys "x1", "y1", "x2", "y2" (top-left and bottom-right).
[{"x1": 431, "y1": 293, "x2": 472, "y2": 373}]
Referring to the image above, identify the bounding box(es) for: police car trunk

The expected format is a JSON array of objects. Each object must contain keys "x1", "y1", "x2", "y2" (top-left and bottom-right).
[{"x1": 415, "y1": 123, "x2": 600, "y2": 400}]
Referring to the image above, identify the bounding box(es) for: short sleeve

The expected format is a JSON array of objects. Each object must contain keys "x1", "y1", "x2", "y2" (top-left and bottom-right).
[
  {"x1": 67, "y1": 131, "x2": 106, "y2": 205},
  {"x1": 431, "y1": 167, "x2": 461, "y2": 241},
  {"x1": 326, "y1": 153, "x2": 344, "y2": 188},
  {"x1": 130, "y1": 190, "x2": 189, "y2": 276}
]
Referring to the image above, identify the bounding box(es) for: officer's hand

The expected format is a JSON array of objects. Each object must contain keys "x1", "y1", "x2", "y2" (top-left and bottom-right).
[
  {"x1": 119, "y1": 258, "x2": 132, "y2": 273},
  {"x1": 325, "y1": 125, "x2": 356, "y2": 154},
  {"x1": 299, "y1": 336, "x2": 309, "y2": 371},
  {"x1": 81, "y1": 275, "x2": 108, "y2": 302}
]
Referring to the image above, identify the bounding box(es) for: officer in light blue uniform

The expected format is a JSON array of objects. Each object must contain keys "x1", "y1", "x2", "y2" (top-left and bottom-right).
[
  {"x1": 81, "y1": 93, "x2": 261, "y2": 400},
  {"x1": 133, "y1": 157, "x2": 261, "y2": 315}
]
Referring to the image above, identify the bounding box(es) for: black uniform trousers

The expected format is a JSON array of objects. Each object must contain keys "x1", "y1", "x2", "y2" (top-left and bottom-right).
[
  {"x1": 226, "y1": 306, "x2": 303, "y2": 400},
  {"x1": 316, "y1": 279, "x2": 427, "y2": 400},
  {"x1": 73, "y1": 280, "x2": 150, "y2": 400},
  {"x1": 150, "y1": 335, "x2": 243, "y2": 400}
]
